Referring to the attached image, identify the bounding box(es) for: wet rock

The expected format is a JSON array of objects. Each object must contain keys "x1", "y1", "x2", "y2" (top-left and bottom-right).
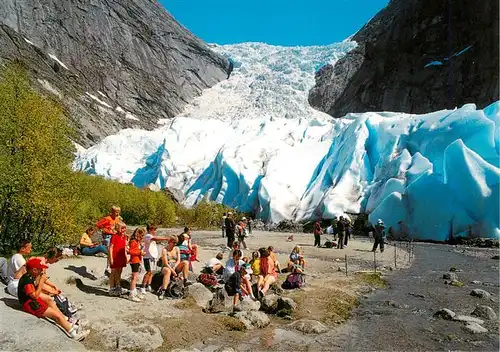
[
  {"x1": 268, "y1": 283, "x2": 284, "y2": 295},
  {"x1": 237, "y1": 298, "x2": 260, "y2": 312},
  {"x1": 443, "y1": 272, "x2": 458, "y2": 280},
  {"x1": 289, "y1": 319, "x2": 329, "y2": 334},
  {"x1": 277, "y1": 297, "x2": 297, "y2": 312},
  {"x1": 454, "y1": 315, "x2": 484, "y2": 324},
  {"x1": 185, "y1": 283, "x2": 214, "y2": 309},
  {"x1": 434, "y1": 308, "x2": 456, "y2": 320},
  {"x1": 470, "y1": 289, "x2": 491, "y2": 299},
  {"x1": 464, "y1": 322, "x2": 488, "y2": 334},
  {"x1": 261, "y1": 294, "x2": 280, "y2": 313},
  {"x1": 204, "y1": 288, "x2": 226, "y2": 313},
  {"x1": 472, "y1": 305, "x2": 497, "y2": 320},
  {"x1": 234, "y1": 311, "x2": 270, "y2": 329},
  {"x1": 471, "y1": 280, "x2": 482, "y2": 285}
]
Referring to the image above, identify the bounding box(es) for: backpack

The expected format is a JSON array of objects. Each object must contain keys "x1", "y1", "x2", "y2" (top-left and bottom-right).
[
  {"x1": 0, "y1": 258, "x2": 8, "y2": 285},
  {"x1": 281, "y1": 273, "x2": 304, "y2": 290},
  {"x1": 198, "y1": 273, "x2": 218, "y2": 288}
]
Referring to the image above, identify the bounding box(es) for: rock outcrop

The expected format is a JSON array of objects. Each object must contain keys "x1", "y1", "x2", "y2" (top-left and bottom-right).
[
  {"x1": 309, "y1": 0, "x2": 499, "y2": 117},
  {"x1": 0, "y1": 0, "x2": 231, "y2": 147}
]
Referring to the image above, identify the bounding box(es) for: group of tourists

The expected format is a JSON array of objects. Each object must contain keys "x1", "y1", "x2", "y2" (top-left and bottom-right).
[
  {"x1": 3, "y1": 239, "x2": 90, "y2": 341},
  {"x1": 221, "y1": 212, "x2": 251, "y2": 250}
]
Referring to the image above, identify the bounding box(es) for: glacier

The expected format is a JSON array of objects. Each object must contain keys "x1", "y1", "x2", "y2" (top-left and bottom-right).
[{"x1": 73, "y1": 41, "x2": 500, "y2": 241}]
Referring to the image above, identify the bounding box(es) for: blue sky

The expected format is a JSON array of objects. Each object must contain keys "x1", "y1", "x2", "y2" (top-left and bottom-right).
[{"x1": 160, "y1": 0, "x2": 388, "y2": 46}]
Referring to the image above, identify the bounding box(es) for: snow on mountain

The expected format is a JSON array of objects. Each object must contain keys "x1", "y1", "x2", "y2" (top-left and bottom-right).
[{"x1": 73, "y1": 41, "x2": 500, "y2": 240}]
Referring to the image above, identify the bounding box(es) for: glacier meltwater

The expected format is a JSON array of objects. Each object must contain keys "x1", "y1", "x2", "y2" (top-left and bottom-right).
[{"x1": 73, "y1": 41, "x2": 500, "y2": 241}]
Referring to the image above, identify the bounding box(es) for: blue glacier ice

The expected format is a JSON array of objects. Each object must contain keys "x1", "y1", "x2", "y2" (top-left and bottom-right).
[{"x1": 73, "y1": 41, "x2": 500, "y2": 241}]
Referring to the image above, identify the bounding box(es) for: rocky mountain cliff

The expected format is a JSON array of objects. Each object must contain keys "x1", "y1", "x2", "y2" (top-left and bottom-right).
[
  {"x1": 309, "y1": 0, "x2": 499, "y2": 117},
  {"x1": 0, "y1": 0, "x2": 231, "y2": 147}
]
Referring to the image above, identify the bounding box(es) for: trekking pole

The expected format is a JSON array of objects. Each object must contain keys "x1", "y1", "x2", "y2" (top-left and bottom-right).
[{"x1": 345, "y1": 254, "x2": 348, "y2": 277}]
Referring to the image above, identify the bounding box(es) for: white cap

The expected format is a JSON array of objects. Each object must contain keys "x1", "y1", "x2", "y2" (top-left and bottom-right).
[
  {"x1": 377, "y1": 219, "x2": 383, "y2": 224},
  {"x1": 242, "y1": 217, "x2": 246, "y2": 220}
]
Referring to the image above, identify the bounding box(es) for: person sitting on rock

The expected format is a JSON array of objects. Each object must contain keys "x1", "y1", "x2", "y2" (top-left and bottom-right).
[
  {"x1": 157, "y1": 237, "x2": 190, "y2": 299},
  {"x1": 287, "y1": 245, "x2": 306, "y2": 271},
  {"x1": 236, "y1": 218, "x2": 248, "y2": 249},
  {"x1": 206, "y1": 252, "x2": 224, "y2": 275},
  {"x1": 177, "y1": 227, "x2": 199, "y2": 262},
  {"x1": 141, "y1": 224, "x2": 170, "y2": 294},
  {"x1": 250, "y1": 251, "x2": 261, "y2": 279},
  {"x1": 18, "y1": 258, "x2": 89, "y2": 340},
  {"x1": 225, "y1": 262, "x2": 253, "y2": 312},
  {"x1": 267, "y1": 246, "x2": 281, "y2": 272},
  {"x1": 223, "y1": 249, "x2": 255, "y2": 299},
  {"x1": 257, "y1": 248, "x2": 278, "y2": 297},
  {"x1": 79, "y1": 227, "x2": 108, "y2": 256}
]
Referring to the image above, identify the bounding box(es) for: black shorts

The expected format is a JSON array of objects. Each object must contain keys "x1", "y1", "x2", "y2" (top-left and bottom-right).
[
  {"x1": 130, "y1": 263, "x2": 140, "y2": 273},
  {"x1": 143, "y1": 258, "x2": 152, "y2": 272}
]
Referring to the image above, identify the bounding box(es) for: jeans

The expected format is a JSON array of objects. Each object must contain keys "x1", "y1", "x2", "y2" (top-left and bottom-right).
[
  {"x1": 227, "y1": 234, "x2": 235, "y2": 248},
  {"x1": 372, "y1": 238, "x2": 385, "y2": 252},
  {"x1": 102, "y1": 235, "x2": 111, "y2": 247},
  {"x1": 314, "y1": 234, "x2": 321, "y2": 247},
  {"x1": 82, "y1": 245, "x2": 108, "y2": 256}
]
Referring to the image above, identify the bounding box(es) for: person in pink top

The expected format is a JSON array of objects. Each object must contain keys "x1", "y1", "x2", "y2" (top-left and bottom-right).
[{"x1": 257, "y1": 247, "x2": 277, "y2": 297}]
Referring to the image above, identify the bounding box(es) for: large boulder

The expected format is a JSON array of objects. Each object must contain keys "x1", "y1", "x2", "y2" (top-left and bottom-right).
[
  {"x1": 470, "y1": 289, "x2": 491, "y2": 299},
  {"x1": 289, "y1": 319, "x2": 329, "y2": 334},
  {"x1": 237, "y1": 298, "x2": 261, "y2": 312},
  {"x1": 185, "y1": 283, "x2": 214, "y2": 309},
  {"x1": 277, "y1": 297, "x2": 297, "y2": 315},
  {"x1": 261, "y1": 294, "x2": 280, "y2": 313},
  {"x1": 434, "y1": 308, "x2": 456, "y2": 320},
  {"x1": 472, "y1": 305, "x2": 498, "y2": 320},
  {"x1": 234, "y1": 311, "x2": 270, "y2": 330},
  {"x1": 464, "y1": 322, "x2": 488, "y2": 334}
]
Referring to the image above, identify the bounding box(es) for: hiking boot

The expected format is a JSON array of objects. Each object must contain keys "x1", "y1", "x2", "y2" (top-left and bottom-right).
[
  {"x1": 129, "y1": 294, "x2": 142, "y2": 302},
  {"x1": 157, "y1": 288, "x2": 165, "y2": 300},
  {"x1": 108, "y1": 288, "x2": 119, "y2": 297},
  {"x1": 68, "y1": 325, "x2": 90, "y2": 341}
]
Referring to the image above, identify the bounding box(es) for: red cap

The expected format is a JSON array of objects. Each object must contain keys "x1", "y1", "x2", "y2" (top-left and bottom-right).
[{"x1": 26, "y1": 258, "x2": 49, "y2": 271}]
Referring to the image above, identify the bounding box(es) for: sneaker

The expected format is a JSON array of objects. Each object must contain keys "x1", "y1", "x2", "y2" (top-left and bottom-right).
[
  {"x1": 129, "y1": 294, "x2": 142, "y2": 302},
  {"x1": 157, "y1": 288, "x2": 165, "y2": 300},
  {"x1": 145, "y1": 285, "x2": 153, "y2": 293},
  {"x1": 68, "y1": 325, "x2": 90, "y2": 341},
  {"x1": 138, "y1": 287, "x2": 146, "y2": 295}
]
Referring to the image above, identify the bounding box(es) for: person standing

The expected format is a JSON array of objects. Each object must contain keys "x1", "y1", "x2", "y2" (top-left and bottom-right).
[
  {"x1": 96, "y1": 206, "x2": 121, "y2": 276},
  {"x1": 140, "y1": 224, "x2": 169, "y2": 293},
  {"x1": 221, "y1": 213, "x2": 227, "y2": 238},
  {"x1": 372, "y1": 219, "x2": 386, "y2": 252},
  {"x1": 225, "y1": 212, "x2": 236, "y2": 249},
  {"x1": 248, "y1": 218, "x2": 253, "y2": 235},
  {"x1": 313, "y1": 221, "x2": 322, "y2": 247},
  {"x1": 343, "y1": 217, "x2": 351, "y2": 247},
  {"x1": 336, "y1": 217, "x2": 345, "y2": 249}
]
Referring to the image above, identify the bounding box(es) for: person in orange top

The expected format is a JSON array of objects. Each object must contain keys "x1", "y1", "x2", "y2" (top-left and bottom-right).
[
  {"x1": 108, "y1": 222, "x2": 127, "y2": 297},
  {"x1": 257, "y1": 247, "x2": 278, "y2": 297},
  {"x1": 96, "y1": 206, "x2": 121, "y2": 247},
  {"x1": 128, "y1": 227, "x2": 146, "y2": 302}
]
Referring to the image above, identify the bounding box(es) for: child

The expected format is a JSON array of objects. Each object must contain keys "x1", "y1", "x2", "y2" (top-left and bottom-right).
[
  {"x1": 128, "y1": 227, "x2": 146, "y2": 302},
  {"x1": 250, "y1": 251, "x2": 261, "y2": 278},
  {"x1": 140, "y1": 224, "x2": 169, "y2": 293},
  {"x1": 108, "y1": 222, "x2": 127, "y2": 296}
]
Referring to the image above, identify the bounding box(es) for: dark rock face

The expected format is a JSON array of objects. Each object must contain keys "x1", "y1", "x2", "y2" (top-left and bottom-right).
[
  {"x1": 309, "y1": 0, "x2": 499, "y2": 117},
  {"x1": 0, "y1": 0, "x2": 231, "y2": 147}
]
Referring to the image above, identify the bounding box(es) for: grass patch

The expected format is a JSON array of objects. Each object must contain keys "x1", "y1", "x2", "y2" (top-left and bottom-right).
[
  {"x1": 288, "y1": 288, "x2": 360, "y2": 325},
  {"x1": 216, "y1": 316, "x2": 247, "y2": 331},
  {"x1": 173, "y1": 296, "x2": 199, "y2": 310},
  {"x1": 355, "y1": 272, "x2": 387, "y2": 288}
]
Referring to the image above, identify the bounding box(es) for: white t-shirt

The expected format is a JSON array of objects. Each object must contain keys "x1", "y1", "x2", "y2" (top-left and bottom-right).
[
  {"x1": 7, "y1": 254, "x2": 26, "y2": 282},
  {"x1": 207, "y1": 258, "x2": 222, "y2": 267},
  {"x1": 327, "y1": 225, "x2": 334, "y2": 234},
  {"x1": 144, "y1": 233, "x2": 155, "y2": 259},
  {"x1": 223, "y1": 258, "x2": 245, "y2": 282}
]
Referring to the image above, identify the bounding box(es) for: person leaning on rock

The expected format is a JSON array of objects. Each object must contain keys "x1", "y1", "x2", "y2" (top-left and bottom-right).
[{"x1": 18, "y1": 258, "x2": 89, "y2": 340}]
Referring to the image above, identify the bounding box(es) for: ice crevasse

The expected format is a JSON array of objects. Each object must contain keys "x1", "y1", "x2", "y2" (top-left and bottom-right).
[{"x1": 73, "y1": 42, "x2": 500, "y2": 241}]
